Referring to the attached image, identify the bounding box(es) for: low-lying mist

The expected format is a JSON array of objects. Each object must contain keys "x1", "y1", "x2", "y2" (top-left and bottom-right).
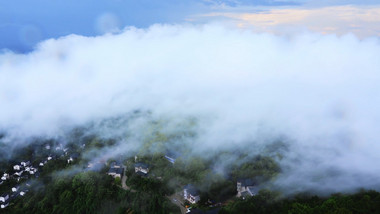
[{"x1": 1, "y1": 24, "x2": 380, "y2": 195}]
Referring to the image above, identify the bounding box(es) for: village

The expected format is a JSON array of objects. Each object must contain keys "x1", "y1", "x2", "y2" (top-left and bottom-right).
[
  {"x1": 0, "y1": 139, "x2": 268, "y2": 214},
  {"x1": 0, "y1": 142, "x2": 85, "y2": 210},
  {"x1": 105, "y1": 153, "x2": 262, "y2": 214}
]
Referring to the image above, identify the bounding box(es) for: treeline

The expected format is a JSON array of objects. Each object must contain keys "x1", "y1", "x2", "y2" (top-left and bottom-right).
[{"x1": 220, "y1": 189, "x2": 380, "y2": 214}]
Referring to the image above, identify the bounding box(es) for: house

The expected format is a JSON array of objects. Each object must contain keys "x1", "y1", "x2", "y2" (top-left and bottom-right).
[
  {"x1": 56, "y1": 144, "x2": 63, "y2": 151},
  {"x1": 19, "y1": 188, "x2": 29, "y2": 196},
  {"x1": 0, "y1": 194, "x2": 10, "y2": 209},
  {"x1": 20, "y1": 161, "x2": 31, "y2": 167},
  {"x1": 14, "y1": 171, "x2": 23, "y2": 177},
  {"x1": 67, "y1": 157, "x2": 74, "y2": 164},
  {"x1": 237, "y1": 179, "x2": 259, "y2": 198},
  {"x1": 134, "y1": 162, "x2": 149, "y2": 175},
  {"x1": 110, "y1": 161, "x2": 122, "y2": 168},
  {"x1": 68, "y1": 153, "x2": 79, "y2": 163},
  {"x1": 0, "y1": 194, "x2": 9, "y2": 203},
  {"x1": 164, "y1": 152, "x2": 179, "y2": 164},
  {"x1": 1, "y1": 201, "x2": 9, "y2": 209},
  {"x1": 108, "y1": 167, "x2": 124, "y2": 178},
  {"x1": 12, "y1": 186, "x2": 19, "y2": 192},
  {"x1": 13, "y1": 165, "x2": 21, "y2": 171},
  {"x1": 1, "y1": 173, "x2": 8, "y2": 181},
  {"x1": 39, "y1": 162, "x2": 44, "y2": 167},
  {"x1": 184, "y1": 184, "x2": 200, "y2": 204}
]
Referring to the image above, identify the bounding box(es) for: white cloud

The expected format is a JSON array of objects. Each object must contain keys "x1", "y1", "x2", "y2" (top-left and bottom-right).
[{"x1": 1, "y1": 24, "x2": 380, "y2": 194}]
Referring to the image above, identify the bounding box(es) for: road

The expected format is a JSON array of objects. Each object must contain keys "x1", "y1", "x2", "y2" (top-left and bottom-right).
[
  {"x1": 168, "y1": 192, "x2": 187, "y2": 214},
  {"x1": 121, "y1": 165, "x2": 136, "y2": 192}
]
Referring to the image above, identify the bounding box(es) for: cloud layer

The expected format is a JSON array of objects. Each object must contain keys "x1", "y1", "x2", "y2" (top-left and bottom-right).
[
  {"x1": 200, "y1": 5, "x2": 380, "y2": 38},
  {"x1": 1, "y1": 24, "x2": 380, "y2": 194}
]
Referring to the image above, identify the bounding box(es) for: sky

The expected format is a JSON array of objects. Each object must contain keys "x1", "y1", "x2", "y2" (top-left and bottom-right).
[
  {"x1": 1, "y1": 0, "x2": 380, "y2": 195},
  {"x1": 1, "y1": 0, "x2": 380, "y2": 52}
]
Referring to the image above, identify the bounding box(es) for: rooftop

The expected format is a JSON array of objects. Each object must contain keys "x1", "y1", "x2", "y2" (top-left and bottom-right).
[
  {"x1": 108, "y1": 167, "x2": 123, "y2": 175},
  {"x1": 135, "y1": 162, "x2": 149, "y2": 169}
]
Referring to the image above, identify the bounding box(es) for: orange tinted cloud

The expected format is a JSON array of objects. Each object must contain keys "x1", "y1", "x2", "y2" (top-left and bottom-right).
[{"x1": 201, "y1": 5, "x2": 380, "y2": 37}]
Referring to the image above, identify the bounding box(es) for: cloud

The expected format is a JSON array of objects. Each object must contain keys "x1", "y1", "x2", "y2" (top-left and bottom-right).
[
  {"x1": 199, "y1": 5, "x2": 380, "y2": 38},
  {"x1": 1, "y1": 24, "x2": 380, "y2": 194}
]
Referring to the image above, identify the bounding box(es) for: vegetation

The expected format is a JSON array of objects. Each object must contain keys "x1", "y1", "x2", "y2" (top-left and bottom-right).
[
  {"x1": 8, "y1": 172, "x2": 179, "y2": 214},
  {"x1": 2, "y1": 116, "x2": 379, "y2": 214},
  {"x1": 220, "y1": 190, "x2": 380, "y2": 214}
]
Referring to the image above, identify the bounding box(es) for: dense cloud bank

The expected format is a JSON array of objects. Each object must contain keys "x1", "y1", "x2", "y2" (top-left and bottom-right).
[{"x1": 1, "y1": 24, "x2": 380, "y2": 194}]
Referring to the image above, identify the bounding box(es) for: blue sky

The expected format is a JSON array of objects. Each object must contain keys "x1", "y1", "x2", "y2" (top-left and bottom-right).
[{"x1": 0, "y1": 0, "x2": 379, "y2": 52}]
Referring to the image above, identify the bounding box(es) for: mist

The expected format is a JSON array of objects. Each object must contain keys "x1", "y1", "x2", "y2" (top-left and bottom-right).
[{"x1": 1, "y1": 24, "x2": 380, "y2": 195}]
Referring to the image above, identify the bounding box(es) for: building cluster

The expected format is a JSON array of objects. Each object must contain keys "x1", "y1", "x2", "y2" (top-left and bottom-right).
[
  {"x1": 0, "y1": 159, "x2": 38, "y2": 209},
  {"x1": 1, "y1": 160, "x2": 40, "y2": 186},
  {"x1": 0, "y1": 184, "x2": 30, "y2": 209},
  {"x1": 133, "y1": 152, "x2": 259, "y2": 205},
  {"x1": 0, "y1": 143, "x2": 76, "y2": 210}
]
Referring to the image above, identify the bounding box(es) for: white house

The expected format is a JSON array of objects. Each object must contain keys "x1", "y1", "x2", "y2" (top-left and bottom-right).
[
  {"x1": 20, "y1": 161, "x2": 31, "y2": 167},
  {"x1": 108, "y1": 168, "x2": 124, "y2": 178},
  {"x1": 19, "y1": 188, "x2": 28, "y2": 196},
  {"x1": 134, "y1": 162, "x2": 149, "y2": 175},
  {"x1": 237, "y1": 179, "x2": 259, "y2": 198},
  {"x1": 13, "y1": 165, "x2": 21, "y2": 171},
  {"x1": 1, "y1": 173, "x2": 8, "y2": 181},
  {"x1": 12, "y1": 186, "x2": 19, "y2": 192},
  {"x1": 67, "y1": 157, "x2": 74, "y2": 163},
  {"x1": 1, "y1": 203, "x2": 9, "y2": 209},
  {"x1": 184, "y1": 184, "x2": 200, "y2": 204},
  {"x1": 14, "y1": 171, "x2": 23, "y2": 177},
  {"x1": 0, "y1": 194, "x2": 9, "y2": 203}
]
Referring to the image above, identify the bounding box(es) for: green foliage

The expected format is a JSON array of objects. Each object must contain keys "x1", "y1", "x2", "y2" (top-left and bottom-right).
[
  {"x1": 220, "y1": 190, "x2": 380, "y2": 214},
  {"x1": 115, "y1": 176, "x2": 121, "y2": 186},
  {"x1": 229, "y1": 155, "x2": 280, "y2": 182},
  {"x1": 8, "y1": 171, "x2": 179, "y2": 214}
]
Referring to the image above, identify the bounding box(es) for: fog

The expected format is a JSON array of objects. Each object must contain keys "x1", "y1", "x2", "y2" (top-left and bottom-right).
[{"x1": 1, "y1": 24, "x2": 380, "y2": 195}]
